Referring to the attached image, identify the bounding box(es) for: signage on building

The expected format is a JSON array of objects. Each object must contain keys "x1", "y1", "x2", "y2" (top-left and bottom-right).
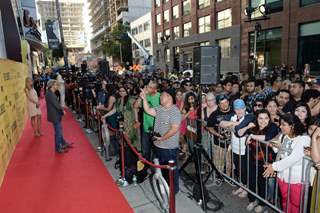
[
  {"x1": 45, "y1": 20, "x2": 60, "y2": 49},
  {"x1": 23, "y1": 9, "x2": 41, "y2": 41}
]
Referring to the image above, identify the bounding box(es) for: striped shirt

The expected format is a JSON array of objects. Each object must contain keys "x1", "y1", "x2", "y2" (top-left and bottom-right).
[{"x1": 154, "y1": 105, "x2": 182, "y2": 149}]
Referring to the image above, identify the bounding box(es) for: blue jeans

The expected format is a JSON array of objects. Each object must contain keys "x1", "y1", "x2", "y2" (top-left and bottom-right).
[
  {"x1": 154, "y1": 146, "x2": 179, "y2": 193},
  {"x1": 141, "y1": 130, "x2": 153, "y2": 161},
  {"x1": 53, "y1": 122, "x2": 67, "y2": 151}
]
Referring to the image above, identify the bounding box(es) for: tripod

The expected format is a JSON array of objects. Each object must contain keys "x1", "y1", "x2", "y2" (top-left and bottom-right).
[{"x1": 179, "y1": 85, "x2": 223, "y2": 212}]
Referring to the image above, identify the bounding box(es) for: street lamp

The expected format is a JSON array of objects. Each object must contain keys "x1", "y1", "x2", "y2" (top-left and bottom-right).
[
  {"x1": 244, "y1": 4, "x2": 269, "y2": 77},
  {"x1": 161, "y1": 35, "x2": 170, "y2": 76},
  {"x1": 252, "y1": 22, "x2": 262, "y2": 77}
]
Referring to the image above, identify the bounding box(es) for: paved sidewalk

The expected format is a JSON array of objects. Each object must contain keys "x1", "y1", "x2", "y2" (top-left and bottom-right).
[{"x1": 77, "y1": 117, "x2": 274, "y2": 213}]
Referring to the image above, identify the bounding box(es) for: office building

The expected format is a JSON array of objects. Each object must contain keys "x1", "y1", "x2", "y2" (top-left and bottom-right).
[
  {"x1": 241, "y1": 0, "x2": 320, "y2": 76},
  {"x1": 37, "y1": 0, "x2": 86, "y2": 51},
  {"x1": 89, "y1": 0, "x2": 151, "y2": 58},
  {"x1": 152, "y1": 0, "x2": 241, "y2": 74},
  {"x1": 130, "y1": 12, "x2": 153, "y2": 63}
]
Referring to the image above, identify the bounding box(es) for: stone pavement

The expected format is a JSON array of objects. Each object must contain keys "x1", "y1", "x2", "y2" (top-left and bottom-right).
[{"x1": 77, "y1": 117, "x2": 275, "y2": 213}]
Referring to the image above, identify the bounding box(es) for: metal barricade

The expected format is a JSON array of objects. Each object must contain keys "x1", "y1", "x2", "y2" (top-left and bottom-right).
[{"x1": 205, "y1": 130, "x2": 317, "y2": 213}]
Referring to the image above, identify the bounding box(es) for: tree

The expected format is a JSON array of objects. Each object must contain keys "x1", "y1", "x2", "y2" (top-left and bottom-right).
[
  {"x1": 43, "y1": 44, "x2": 53, "y2": 67},
  {"x1": 101, "y1": 22, "x2": 132, "y2": 66}
]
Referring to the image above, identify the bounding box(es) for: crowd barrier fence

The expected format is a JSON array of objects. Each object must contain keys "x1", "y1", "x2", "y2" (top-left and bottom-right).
[
  {"x1": 205, "y1": 128, "x2": 318, "y2": 213},
  {"x1": 70, "y1": 98, "x2": 176, "y2": 213}
]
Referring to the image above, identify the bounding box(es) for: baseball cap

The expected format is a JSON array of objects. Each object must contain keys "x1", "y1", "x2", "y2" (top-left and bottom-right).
[{"x1": 233, "y1": 99, "x2": 246, "y2": 110}]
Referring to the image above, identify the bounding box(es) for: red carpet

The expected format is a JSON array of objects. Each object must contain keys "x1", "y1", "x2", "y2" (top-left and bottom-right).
[{"x1": 0, "y1": 100, "x2": 133, "y2": 213}]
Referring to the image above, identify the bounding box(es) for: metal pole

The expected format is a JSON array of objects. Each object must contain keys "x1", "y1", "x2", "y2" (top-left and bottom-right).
[
  {"x1": 252, "y1": 29, "x2": 257, "y2": 77},
  {"x1": 119, "y1": 42, "x2": 123, "y2": 64},
  {"x1": 169, "y1": 160, "x2": 176, "y2": 213},
  {"x1": 120, "y1": 125, "x2": 125, "y2": 180},
  {"x1": 55, "y1": 0, "x2": 69, "y2": 71}
]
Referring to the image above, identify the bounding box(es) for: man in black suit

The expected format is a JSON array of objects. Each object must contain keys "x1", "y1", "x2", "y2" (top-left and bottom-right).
[{"x1": 46, "y1": 80, "x2": 72, "y2": 153}]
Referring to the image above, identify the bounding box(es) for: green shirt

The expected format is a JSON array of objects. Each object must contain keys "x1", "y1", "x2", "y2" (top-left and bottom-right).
[{"x1": 143, "y1": 92, "x2": 160, "y2": 132}]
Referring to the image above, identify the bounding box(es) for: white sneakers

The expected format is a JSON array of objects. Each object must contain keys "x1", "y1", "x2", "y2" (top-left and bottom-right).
[
  {"x1": 254, "y1": 205, "x2": 265, "y2": 213},
  {"x1": 231, "y1": 187, "x2": 248, "y2": 198},
  {"x1": 246, "y1": 201, "x2": 265, "y2": 213},
  {"x1": 247, "y1": 200, "x2": 258, "y2": 211},
  {"x1": 232, "y1": 187, "x2": 243, "y2": 195}
]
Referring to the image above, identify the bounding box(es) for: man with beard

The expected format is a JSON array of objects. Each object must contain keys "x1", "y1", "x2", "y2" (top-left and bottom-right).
[
  {"x1": 276, "y1": 89, "x2": 294, "y2": 113},
  {"x1": 207, "y1": 94, "x2": 233, "y2": 178}
]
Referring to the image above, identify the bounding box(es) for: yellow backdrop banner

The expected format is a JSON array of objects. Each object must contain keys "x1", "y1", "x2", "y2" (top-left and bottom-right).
[{"x1": 0, "y1": 59, "x2": 28, "y2": 186}]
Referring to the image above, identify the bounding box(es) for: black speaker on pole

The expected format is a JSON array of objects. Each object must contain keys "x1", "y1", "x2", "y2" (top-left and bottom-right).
[
  {"x1": 193, "y1": 45, "x2": 221, "y2": 85},
  {"x1": 98, "y1": 59, "x2": 109, "y2": 76}
]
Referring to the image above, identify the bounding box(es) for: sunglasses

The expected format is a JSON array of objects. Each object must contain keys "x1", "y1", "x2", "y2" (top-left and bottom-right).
[{"x1": 185, "y1": 83, "x2": 191, "y2": 86}]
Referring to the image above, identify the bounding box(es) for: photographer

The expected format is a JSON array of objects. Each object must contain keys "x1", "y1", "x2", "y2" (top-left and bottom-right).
[
  {"x1": 134, "y1": 80, "x2": 160, "y2": 161},
  {"x1": 139, "y1": 88, "x2": 182, "y2": 194}
]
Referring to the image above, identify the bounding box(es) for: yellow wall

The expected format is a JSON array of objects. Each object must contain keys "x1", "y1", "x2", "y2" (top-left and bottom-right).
[{"x1": 0, "y1": 59, "x2": 28, "y2": 185}]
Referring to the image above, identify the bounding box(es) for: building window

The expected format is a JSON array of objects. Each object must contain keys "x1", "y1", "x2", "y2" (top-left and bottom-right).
[
  {"x1": 156, "y1": 14, "x2": 161, "y2": 26},
  {"x1": 132, "y1": 43, "x2": 137, "y2": 50},
  {"x1": 173, "y1": 26, "x2": 180, "y2": 39},
  {"x1": 198, "y1": 0, "x2": 210, "y2": 9},
  {"x1": 300, "y1": 0, "x2": 320, "y2": 6},
  {"x1": 198, "y1": 15, "x2": 211, "y2": 33},
  {"x1": 132, "y1": 28, "x2": 138, "y2": 35},
  {"x1": 217, "y1": 8, "x2": 232, "y2": 29},
  {"x1": 249, "y1": 28, "x2": 282, "y2": 71},
  {"x1": 183, "y1": 0, "x2": 191, "y2": 16},
  {"x1": 164, "y1": 0, "x2": 169, "y2": 3},
  {"x1": 173, "y1": 5, "x2": 179, "y2": 19},
  {"x1": 251, "y1": 0, "x2": 283, "y2": 18},
  {"x1": 298, "y1": 21, "x2": 320, "y2": 75},
  {"x1": 217, "y1": 38, "x2": 231, "y2": 58},
  {"x1": 144, "y1": 22, "x2": 150, "y2": 31},
  {"x1": 183, "y1": 22, "x2": 192, "y2": 37},
  {"x1": 144, "y1": 38, "x2": 151, "y2": 47},
  {"x1": 156, "y1": 49, "x2": 161, "y2": 61},
  {"x1": 165, "y1": 29, "x2": 170, "y2": 37},
  {"x1": 157, "y1": 32, "x2": 162, "y2": 44},
  {"x1": 165, "y1": 48, "x2": 170, "y2": 62},
  {"x1": 200, "y1": 41, "x2": 210, "y2": 46},
  {"x1": 164, "y1": 10, "x2": 170, "y2": 23},
  {"x1": 138, "y1": 25, "x2": 143, "y2": 33},
  {"x1": 155, "y1": 0, "x2": 161, "y2": 7}
]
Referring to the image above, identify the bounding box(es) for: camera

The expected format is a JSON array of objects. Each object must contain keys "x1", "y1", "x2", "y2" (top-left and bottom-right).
[{"x1": 149, "y1": 128, "x2": 162, "y2": 141}]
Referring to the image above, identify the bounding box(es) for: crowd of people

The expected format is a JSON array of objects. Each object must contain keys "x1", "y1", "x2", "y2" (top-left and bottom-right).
[{"x1": 25, "y1": 65, "x2": 320, "y2": 213}]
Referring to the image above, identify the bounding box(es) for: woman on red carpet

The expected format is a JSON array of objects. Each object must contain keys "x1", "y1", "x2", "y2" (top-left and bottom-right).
[{"x1": 24, "y1": 77, "x2": 42, "y2": 136}]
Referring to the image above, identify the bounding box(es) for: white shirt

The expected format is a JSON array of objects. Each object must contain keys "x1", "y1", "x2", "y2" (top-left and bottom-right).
[
  {"x1": 272, "y1": 135, "x2": 311, "y2": 184},
  {"x1": 230, "y1": 114, "x2": 247, "y2": 155}
]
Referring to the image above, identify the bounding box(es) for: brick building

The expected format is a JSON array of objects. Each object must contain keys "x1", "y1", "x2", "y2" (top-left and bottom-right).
[
  {"x1": 152, "y1": 0, "x2": 242, "y2": 74},
  {"x1": 241, "y1": 0, "x2": 320, "y2": 76}
]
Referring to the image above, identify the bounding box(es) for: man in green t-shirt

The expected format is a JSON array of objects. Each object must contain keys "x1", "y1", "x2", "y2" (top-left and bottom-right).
[{"x1": 134, "y1": 80, "x2": 160, "y2": 161}]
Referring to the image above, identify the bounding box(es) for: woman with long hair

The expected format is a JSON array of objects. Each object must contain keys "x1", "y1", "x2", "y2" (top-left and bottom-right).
[
  {"x1": 100, "y1": 85, "x2": 118, "y2": 157},
  {"x1": 265, "y1": 98, "x2": 280, "y2": 126},
  {"x1": 24, "y1": 77, "x2": 42, "y2": 136},
  {"x1": 175, "y1": 89, "x2": 188, "y2": 158},
  {"x1": 238, "y1": 109, "x2": 280, "y2": 212},
  {"x1": 263, "y1": 114, "x2": 310, "y2": 213},
  {"x1": 182, "y1": 92, "x2": 198, "y2": 153},
  {"x1": 294, "y1": 102, "x2": 312, "y2": 129},
  {"x1": 116, "y1": 85, "x2": 138, "y2": 147}
]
